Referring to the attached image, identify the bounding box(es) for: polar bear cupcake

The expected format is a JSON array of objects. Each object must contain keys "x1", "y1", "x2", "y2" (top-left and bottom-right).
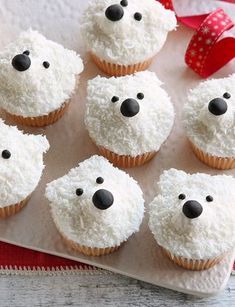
[
  {"x1": 45, "y1": 155, "x2": 144, "y2": 256},
  {"x1": 183, "y1": 75, "x2": 235, "y2": 169},
  {"x1": 0, "y1": 29, "x2": 84, "y2": 127},
  {"x1": 149, "y1": 169, "x2": 235, "y2": 270},
  {"x1": 0, "y1": 120, "x2": 49, "y2": 218},
  {"x1": 85, "y1": 71, "x2": 174, "y2": 168},
  {"x1": 81, "y1": 0, "x2": 176, "y2": 76}
]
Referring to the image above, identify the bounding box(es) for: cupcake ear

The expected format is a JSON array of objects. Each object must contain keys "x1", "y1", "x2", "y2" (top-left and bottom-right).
[
  {"x1": 157, "y1": 5, "x2": 177, "y2": 32},
  {"x1": 45, "y1": 181, "x2": 58, "y2": 204},
  {"x1": 45, "y1": 176, "x2": 69, "y2": 205},
  {"x1": 134, "y1": 71, "x2": 162, "y2": 87},
  {"x1": 64, "y1": 49, "x2": 84, "y2": 75},
  {"x1": 28, "y1": 134, "x2": 50, "y2": 154},
  {"x1": 0, "y1": 118, "x2": 5, "y2": 126},
  {"x1": 158, "y1": 169, "x2": 187, "y2": 194}
]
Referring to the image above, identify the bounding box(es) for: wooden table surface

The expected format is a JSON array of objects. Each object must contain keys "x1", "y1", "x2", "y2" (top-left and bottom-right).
[{"x1": 0, "y1": 271, "x2": 234, "y2": 306}]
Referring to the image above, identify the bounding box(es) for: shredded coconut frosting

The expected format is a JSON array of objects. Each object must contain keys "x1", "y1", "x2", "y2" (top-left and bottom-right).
[
  {"x1": 183, "y1": 75, "x2": 235, "y2": 157},
  {"x1": 45, "y1": 155, "x2": 144, "y2": 248},
  {"x1": 0, "y1": 120, "x2": 49, "y2": 207},
  {"x1": 149, "y1": 169, "x2": 235, "y2": 259},
  {"x1": 0, "y1": 29, "x2": 84, "y2": 117},
  {"x1": 85, "y1": 71, "x2": 175, "y2": 156},
  {"x1": 80, "y1": 0, "x2": 176, "y2": 65}
]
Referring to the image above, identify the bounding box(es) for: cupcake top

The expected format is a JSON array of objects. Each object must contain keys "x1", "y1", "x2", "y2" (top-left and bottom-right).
[
  {"x1": 0, "y1": 29, "x2": 84, "y2": 117},
  {"x1": 81, "y1": 0, "x2": 176, "y2": 65},
  {"x1": 85, "y1": 71, "x2": 174, "y2": 156},
  {"x1": 0, "y1": 120, "x2": 49, "y2": 207},
  {"x1": 149, "y1": 169, "x2": 235, "y2": 259},
  {"x1": 183, "y1": 75, "x2": 235, "y2": 158},
  {"x1": 45, "y1": 155, "x2": 144, "y2": 248}
]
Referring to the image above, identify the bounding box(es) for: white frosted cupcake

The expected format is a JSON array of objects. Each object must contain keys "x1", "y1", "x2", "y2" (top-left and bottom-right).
[
  {"x1": 45, "y1": 155, "x2": 144, "y2": 256},
  {"x1": 149, "y1": 169, "x2": 235, "y2": 270},
  {"x1": 0, "y1": 120, "x2": 49, "y2": 218},
  {"x1": 85, "y1": 71, "x2": 174, "y2": 167},
  {"x1": 81, "y1": 0, "x2": 176, "y2": 76},
  {"x1": 183, "y1": 75, "x2": 235, "y2": 169},
  {"x1": 0, "y1": 29, "x2": 84, "y2": 127}
]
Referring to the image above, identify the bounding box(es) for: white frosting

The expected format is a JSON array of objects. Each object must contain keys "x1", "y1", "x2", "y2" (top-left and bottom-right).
[
  {"x1": 0, "y1": 120, "x2": 49, "y2": 207},
  {"x1": 45, "y1": 155, "x2": 144, "y2": 248},
  {"x1": 183, "y1": 75, "x2": 235, "y2": 157},
  {"x1": 0, "y1": 29, "x2": 84, "y2": 117},
  {"x1": 80, "y1": 0, "x2": 177, "y2": 65},
  {"x1": 149, "y1": 169, "x2": 235, "y2": 259},
  {"x1": 85, "y1": 71, "x2": 175, "y2": 156}
]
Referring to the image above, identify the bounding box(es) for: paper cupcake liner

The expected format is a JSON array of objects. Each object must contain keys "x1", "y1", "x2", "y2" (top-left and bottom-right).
[
  {"x1": 59, "y1": 232, "x2": 120, "y2": 256},
  {"x1": 190, "y1": 141, "x2": 235, "y2": 170},
  {"x1": 162, "y1": 248, "x2": 225, "y2": 271},
  {"x1": 5, "y1": 102, "x2": 70, "y2": 127},
  {"x1": 0, "y1": 196, "x2": 30, "y2": 218},
  {"x1": 90, "y1": 53, "x2": 153, "y2": 77},
  {"x1": 98, "y1": 146, "x2": 156, "y2": 168}
]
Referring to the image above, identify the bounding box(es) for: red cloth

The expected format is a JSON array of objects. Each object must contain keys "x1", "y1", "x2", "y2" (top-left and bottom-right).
[
  {"x1": 0, "y1": 241, "x2": 92, "y2": 269},
  {"x1": 159, "y1": 0, "x2": 235, "y2": 77}
]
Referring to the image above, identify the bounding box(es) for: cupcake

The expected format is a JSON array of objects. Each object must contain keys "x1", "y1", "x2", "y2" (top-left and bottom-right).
[
  {"x1": 81, "y1": 0, "x2": 176, "y2": 76},
  {"x1": 0, "y1": 29, "x2": 84, "y2": 127},
  {"x1": 149, "y1": 169, "x2": 235, "y2": 270},
  {"x1": 0, "y1": 119, "x2": 49, "y2": 218},
  {"x1": 45, "y1": 155, "x2": 144, "y2": 256},
  {"x1": 183, "y1": 75, "x2": 235, "y2": 169},
  {"x1": 85, "y1": 71, "x2": 174, "y2": 168}
]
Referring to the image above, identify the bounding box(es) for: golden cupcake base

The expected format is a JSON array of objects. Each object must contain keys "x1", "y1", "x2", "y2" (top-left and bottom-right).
[
  {"x1": 98, "y1": 145, "x2": 156, "y2": 168},
  {"x1": 0, "y1": 196, "x2": 30, "y2": 218},
  {"x1": 190, "y1": 141, "x2": 235, "y2": 170},
  {"x1": 90, "y1": 53, "x2": 153, "y2": 77},
  {"x1": 60, "y1": 233, "x2": 120, "y2": 256},
  {"x1": 5, "y1": 101, "x2": 70, "y2": 127},
  {"x1": 162, "y1": 247, "x2": 225, "y2": 271}
]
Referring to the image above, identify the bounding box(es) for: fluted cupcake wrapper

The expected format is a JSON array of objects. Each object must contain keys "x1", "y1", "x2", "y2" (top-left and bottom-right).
[
  {"x1": 162, "y1": 247, "x2": 225, "y2": 271},
  {"x1": 5, "y1": 101, "x2": 70, "y2": 127},
  {"x1": 90, "y1": 53, "x2": 153, "y2": 77},
  {"x1": 0, "y1": 196, "x2": 30, "y2": 218},
  {"x1": 190, "y1": 141, "x2": 235, "y2": 170},
  {"x1": 59, "y1": 231, "x2": 120, "y2": 256},
  {"x1": 98, "y1": 145, "x2": 156, "y2": 168}
]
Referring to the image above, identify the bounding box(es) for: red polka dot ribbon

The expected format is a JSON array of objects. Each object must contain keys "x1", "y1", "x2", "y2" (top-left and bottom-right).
[{"x1": 159, "y1": 0, "x2": 235, "y2": 78}]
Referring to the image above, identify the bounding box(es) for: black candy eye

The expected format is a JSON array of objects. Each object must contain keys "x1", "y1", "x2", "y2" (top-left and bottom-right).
[
  {"x1": 43, "y1": 61, "x2": 50, "y2": 69},
  {"x1": 23, "y1": 50, "x2": 30, "y2": 56},
  {"x1": 2, "y1": 150, "x2": 11, "y2": 159},
  {"x1": 137, "y1": 93, "x2": 144, "y2": 100},
  {"x1": 120, "y1": 0, "x2": 128, "y2": 7},
  {"x1": 178, "y1": 194, "x2": 186, "y2": 200},
  {"x1": 76, "y1": 188, "x2": 83, "y2": 196},
  {"x1": 206, "y1": 195, "x2": 213, "y2": 202},
  {"x1": 134, "y1": 12, "x2": 142, "y2": 21},
  {"x1": 111, "y1": 96, "x2": 119, "y2": 103},
  {"x1": 96, "y1": 177, "x2": 104, "y2": 184},
  {"x1": 223, "y1": 92, "x2": 231, "y2": 99}
]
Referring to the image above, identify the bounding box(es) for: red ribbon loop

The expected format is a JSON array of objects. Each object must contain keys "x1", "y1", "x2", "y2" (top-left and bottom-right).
[{"x1": 159, "y1": 0, "x2": 235, "y2": 78}]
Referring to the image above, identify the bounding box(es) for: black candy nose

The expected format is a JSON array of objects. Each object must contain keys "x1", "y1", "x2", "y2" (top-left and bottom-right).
[
  {"x1": 12, "y1": 54, "x2": 31, "y2": 71},
  {"x1": 182, "y1": 200, "x2": 203, "y2": 219},
  {"x1": 92, "y1": 189, "x2": 114, "y2": 210},
  {"x1": 105, "y1": 4, "x2": 124, "y2": 22},
  {"x1": 120, "y1": 98, "x2": 140, "y2": 118},
  {"x1": 208, "y1": 98, "x2": 227, "y2": 116}
]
